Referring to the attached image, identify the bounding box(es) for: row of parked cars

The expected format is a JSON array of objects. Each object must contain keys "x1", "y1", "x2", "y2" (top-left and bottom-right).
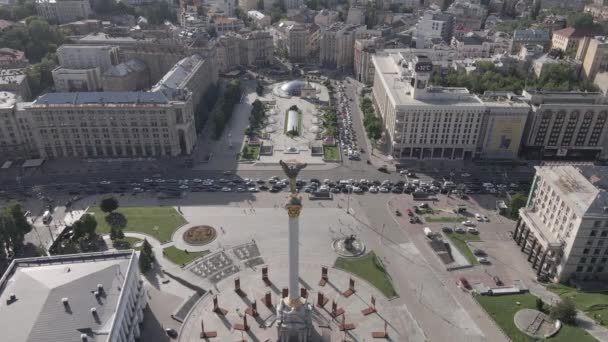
[{"x1": 336, "y1": 83, "x2": 360, "y2": 160}]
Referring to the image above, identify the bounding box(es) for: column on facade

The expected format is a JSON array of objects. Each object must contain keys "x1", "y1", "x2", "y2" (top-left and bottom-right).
[
  {"x1": 527, "y1": 239, "x2": 537, "y2": 261},
  {"x1": 513, "y1": 219, "x2": 522, "y2": 241},
  {"x1": 519, "y1": 229, "x2": 530, "y2": 250},
  {"x1": 536, "y1": 249, "x2": 549, "y2": 275},
  {"x1": 532, "y1": 245, "x2": 543, "y2": 269}
]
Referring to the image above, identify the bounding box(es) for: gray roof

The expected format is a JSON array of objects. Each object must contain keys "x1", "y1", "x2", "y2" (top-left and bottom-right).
[
  {"x1": 0, "y1": 251, "x2": 134, "y2": 342},
  {"x1": 152, "y1": 54, "x2": 204, "y2": 91},
  {"x1": 513, "y1": 29, "x2": 550, "y2": 41},
  {"x1": 103, "y1": 58, "x2": 147, "y2": 77},
  {"x1": 33, "y1": 91, "x2": 170, "y2": 106}
]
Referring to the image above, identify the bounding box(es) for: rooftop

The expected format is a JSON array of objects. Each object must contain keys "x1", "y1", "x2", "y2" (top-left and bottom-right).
[
  {"x1": 152, "y1": 54, "x2": 204, "y2": 91},
  {"x1": 0, "y1": 68, "x2": 27, "y2": 84},
  {"x1": 31, "y1": 91, "x2": 173, "y2": 107},
  {"x1": 537, "y1": 165, "x2": 608, "y2": 216},
  {"x1": 553, "y1": 27, "x2": 598, "y2": 39},
  {"x1": 103, "y1": 58, "x2": 146, "y2": 77},
  {"x1": 0, "y1": 251, "x2": 135, "y2": 342},
  {"x1": 0, "y1": 91, "x2": 18, "y2": 109}
]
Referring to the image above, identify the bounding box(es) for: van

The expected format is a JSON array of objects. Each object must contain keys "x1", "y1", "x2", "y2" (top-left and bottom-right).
[{"x1": 42, "y1": 211, "x2": 52, "y2": 224}]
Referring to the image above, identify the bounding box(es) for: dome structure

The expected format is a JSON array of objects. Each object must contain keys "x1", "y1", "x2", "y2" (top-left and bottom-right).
[{"x1": 280, "y1": 80, "x2": 307, "y2": 96}]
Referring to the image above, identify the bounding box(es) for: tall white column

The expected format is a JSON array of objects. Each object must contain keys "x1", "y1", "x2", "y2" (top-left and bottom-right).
[{"x1": 288, "y1": 214, "x2": 299, "y2": 302}]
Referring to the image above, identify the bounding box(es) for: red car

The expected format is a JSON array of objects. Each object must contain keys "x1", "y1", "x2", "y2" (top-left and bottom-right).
[
  {"x1": 459, "y1": 277, "x2": 472, "y2": 290},
  {"x1": 407, "y1": 208, "x2": 413, "y2": 216}
]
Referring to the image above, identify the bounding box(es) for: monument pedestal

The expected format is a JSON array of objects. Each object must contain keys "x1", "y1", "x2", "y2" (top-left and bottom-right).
[{"x1": 276, "y1": 297, "x2": 313, "y2": 342}]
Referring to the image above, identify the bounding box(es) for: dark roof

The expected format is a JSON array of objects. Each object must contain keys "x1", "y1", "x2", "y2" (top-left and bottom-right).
[
  {"x1": 33, "y1": 91, "x2": 170, "y2": 106},
  {"x1": 553, "y1": 27, "x2": 598, "y2": 39}
]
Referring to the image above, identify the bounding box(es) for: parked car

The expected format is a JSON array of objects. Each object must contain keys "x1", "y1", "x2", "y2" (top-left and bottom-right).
[
  {"x1": 467, "y1": 227, "x2": 479, "y2": 234},
  {"x1": 455, "y1": 227, "x2": 465, "y2": 233},
  {"x1": 407, "y1": 209, "x2": 413, "y2": 216},
  {"x1": 462, "y1": 220, "x2": 475, "y2": 227},
  {"x1": 165, "y1": 328, "x2": 178, "y2": 338},
  {"x1": 475, "y1": 213, "x2": 482, "y2": 221},
  {"x1": 477, "y1": 256, "x2": 490, "y2": 264},
  {"x1": 459, "y1": 277, "x2": 472, "y2": 290},
  {"x1": 473, "y1": 249, "x2": 486, "y2": 256},
  {"x1": 442, "y1": 227, "x2": 453, "y2": 233}
]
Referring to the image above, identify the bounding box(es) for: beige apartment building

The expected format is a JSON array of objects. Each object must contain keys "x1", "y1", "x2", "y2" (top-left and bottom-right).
[
  {"x1": 319, "y1": 23, "x2": 365, "y2": 70},
  {"x1": 577, "y1": 36, "x2": 608, "y2": 81},
  {"x1": 21, "y1": 89, "x2": 196, "y2": 158},
  {"x1": 0, "y1": 91, "x2": 39, "y2": 159},
  {"x1": 514, "y1": 165, "x2": 608, "y2": 282}
]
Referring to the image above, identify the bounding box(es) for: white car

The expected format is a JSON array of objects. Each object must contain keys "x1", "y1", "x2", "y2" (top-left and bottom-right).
[
  {"x1": 179, "y1": 184, "x2": 189, "y2": 190},
  {"x1": 100, "y1": 180, "x2": 111, "y2": 185},
  {"x1": 475, "y1": 213, "x2": 482, "y2": 221},
  {"x1": 477, "y1": 256, "x2": 490, "y2": 264},
  {"x1": 193, "y1": 178, "x2": 202, "y2": 183},
  {"x1": 482, "y1": 215, "x2": 489, "y2": 222},
  {"x1": 221, "y1": 187, "x2": 232, "y2": 192},
  {"x1": 467, "y1": 227, "x2": 479, "y2": 234},
  {"x1": 455, "y1": 227, "x2": 465, "y2": 233},
  {"x1": 369, "y1": 186, "x2": 378, "y2": 193},
  {"x1": 462, "y1": 220, "x2": 475, "y2": 227},
  {"x1": 248, "y1": 187, "x2": 259, "y2": 192},
  {"x1": 461, "y1": 173, "x2": 471, "y2": 177},
  {"x1": 379, "y1": 187, "x2": 390, "y2": 193}
]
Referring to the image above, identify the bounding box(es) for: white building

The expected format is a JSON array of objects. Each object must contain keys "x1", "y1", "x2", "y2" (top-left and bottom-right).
[
  {"x1": 414, "y1": 10, "x2": 453, "y2": 48},
  {"x1": 0, "y1": 91, "x2": 39, "y2": 159},
  {"x1": 35, "y1": 0, "x2": 92, "y2": 24},
  {"x1": 0, "y1": 250, "x2": 147, "y2": 342},
  {"x1": 371, "y1": 51, "x2": 530, "y2": 160},
  {"x1": 451, "y1": 32, "x2": 494, "y2": 59},
  {"x1": 514, "y1": 165, "x2": 608, "y2": 282},
  {"x1": 247, "y1": 10, "x2": 271, "y2": 28},
  {"x1": 52, "y1": 66, "x2": 103, "y2": 92},
  {"x1": 319, "y1": 23, "x2": 365, "y2": 70},
  {"x1": 57, "y1": 45, "x2": 120, "y2": 72}
]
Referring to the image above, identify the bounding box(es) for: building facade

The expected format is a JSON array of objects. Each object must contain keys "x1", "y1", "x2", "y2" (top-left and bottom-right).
[
  {"x1": 552, "y1": 27, "x2": 596, "y2": 52},
  {"x1": 215, "y1": 31, "x2": 273, "y2": 71},
  {"x1": 577, "y1": 36, "x2": 608, "y2": 81},
  {"x1": 23, "y1": 89, "x2": 196, "y2": 158},
  {"x1": 354, "y1": 35, "x2": 384, "y2": 85},
  {"x1": 52, "y1": 67, "x2": 103, "y2": 92},
  {"x1": 451, "y1": 33, "x2": 494, "y2": 59},
  {"x1": 0, "y1": 69, "x2": 31, "y2": 100},
  {"x1": 102, "y1": 59, "x2": 150, "y2": 92},
  {"x1": 414, "y1": 10, "x2": 453, "y2": 48},
  {"x1": 35, "y1": 0, "x2": 92, "y2": 24},
  {"x1": 0, "y1": 92, "x2": 38, "y2": 159},
  {"x1": 287, "y1": 23, "x2": 308, "y2": 63},
  {"x1": 510, "y1": 29, "x2": 551, "y2": 54},
  {"x1": 319, "y1": 23, "x2": 364, "y2": 70},
  {"x1": 57, "y1": 45, "x2": 119, "y2": 71},
  {"x1": 514, "y1": 165, "x2": 608, "y2": 282},
  {"x1": 0, "y1": 251, "x2": 147, "y2": 342},
  {"x1": 0, "y1": 48, "x2": 28, "y2": 69},
  {"x1": 520, "y1": 90, "x2": 608, "y2": 160}
]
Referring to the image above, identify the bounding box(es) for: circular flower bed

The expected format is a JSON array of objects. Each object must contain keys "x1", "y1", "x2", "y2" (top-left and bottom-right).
[{"x1": 183, "y1": 225, "x2": 217, "y2": 246}]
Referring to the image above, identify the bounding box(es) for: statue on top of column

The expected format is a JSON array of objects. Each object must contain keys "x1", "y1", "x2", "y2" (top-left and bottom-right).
[{"x1": 279, "y1": 160, "x2": 307, "y2": 194}]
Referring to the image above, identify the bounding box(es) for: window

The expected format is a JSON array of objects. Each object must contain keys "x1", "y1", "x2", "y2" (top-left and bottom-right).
[
  {"x1": 591, "y1": 230, "x2": 597, "y2": 236},
  {"x1": 598, "y1": 266, "x2": 605, "y2": 273},
  {"x1": 602, "y1": 231, "x2": 608, "y2": 237},
  {"x1": 583, "y1": 248, "x2": 590, "y2": 254},
  {"x1": 587, "y1": 266, "x2": 594, "y2": 272},
  {"x1": 576, "y1": 266, "x2": 584, "y2": 272},
  {"x1": 595, "y1": 249, "x2": 601, "y2": 255},
  {"x1": 602, "y1": 258, "x2": 607, "y2": 264},
  {"x1": 581, "y1": 257, "x2": 587, "y2": 263},
  {"x1": 591, "y1": 258, "x2": 597, "y2": 263}
]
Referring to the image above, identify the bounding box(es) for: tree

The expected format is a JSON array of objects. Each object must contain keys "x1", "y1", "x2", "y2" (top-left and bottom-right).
[
  {"x1": 110, "y1": 226, "x2": 124, "y2": 240},
  {"x1": 567, "y1": 13, "x2": 597, "y2": 30},
  {"x1": 257, "y1": 0, "x2": 264, "y2": 10},
  {"x1": 73, "y1": 214, "x2": 97, "y2": 240},
  {"x1": 536, "y1": 298, "x2": 545, "y2": 312},
  {"x1": 256, "y1": 82, "x2": 264, "y2": 96},
  {"x1": 105, "y1": 212, "x2": 126, "y2": 229},
  {"x1": 25, "y1": 53, "x2": 58, "y2": 98},
  {"x1": 509, "y1": 192, "x2": 527, "y2": 219},
  {"x1": 139, "y1": 239, "x2": 154, "y2": 272},
  {"x1": 100, "y1": 196, "x2": 119, "y2": 213},
  {"x1": 550, "y1": 298, "x2": 577, "y2": 325}
]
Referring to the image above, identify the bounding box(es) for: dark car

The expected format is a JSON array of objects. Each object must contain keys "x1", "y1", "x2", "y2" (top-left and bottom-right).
[
  {"x1": 166, "y1": 328, "x2": 178, "y2": 338},
  {"x1": 459, "y1": 277, "x2": 472, "y2": 290},
  {"x1": 259, "y1": 185, "x2": 269, "y2": 191},
  {"x1": 269, "y1": 187, "x2": 280, "y2": 193},
  {"x1": 391, "y1": 187, "x2": 403, "y2": 194}
]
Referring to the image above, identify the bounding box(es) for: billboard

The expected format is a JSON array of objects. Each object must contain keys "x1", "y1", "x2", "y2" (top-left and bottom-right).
[
  {"x1": 415, "y1": 62, "x2": 433, "y2": 73},
  {"x1": 485, "y1": 116, "x2": 526, "y2": 157}
]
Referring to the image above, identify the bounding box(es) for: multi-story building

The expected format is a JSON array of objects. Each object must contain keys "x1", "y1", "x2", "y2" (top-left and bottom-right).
[
  {"x1": 414, "y1": 10, "x2": 453, "y2": 48},
  {"x1": 239, "y1": 0, "x2": 257, "y2": 11},
  {"x1": 372, "y1": 52, "x2": 487, "y2": 160},
  {"x1": 0, "y1": 48, "x2": 28, "y2": 69},
  {"x1": 510, "y1": 29, "x2": 551, "y2": 54},
  {"x1": 451, "y1": 32, "x2": 494, "y2": 59},
  {"x1": 52, "y1": 66, "x2": 103, "y2": 92},
  {"x1": 514, "y1": 165, "x2": 608, "y2": 282},
  {"x1": 0, "y1": 92, "x2": 38, "y2": 159},
  {"x1": 57, "y1": 45, "x2": 119, "y2": 71},
  {"x1": 314, "y1": 9, "x2": 339, "y2": 28},
  {"x1": 247, "y1": 10, "x2": 271, "y2": 28},
  {"x1": 286, "y1": 23, "x2": 308, "y2": 63},
  {"x1": 213, "y1": 16, "x2": 244, "y2": 35},
  {"x1": 59, "y1": 19, "x2": 103, "y2": 36},
  {"x1": 102, "y1": 59, "x2": 150, "y2": 92},
  {"x1": 215, "y1": 31, "x2": 273, "y2": 72},
  {"x1": 0, "y1": 250, "x2": 147, "y2": 342},
  {"x1": 552, "y1": 27, "x2": 597, "y2": 52},
  {"x1": 520, "y1": 90, "x2": 608, "y2": 160},
  {"x1": 319, "y1": 23, "x2": 365, "y2": 70},
  {"x1": 446, "y1": 0, "x2": 487, "y2": 35},
  {"x1": 0, "y1": 69, "x2": 31, "y2": 100},
  {"x1": 577, "y1": 36, "x2": 608, "y2": 81},
  {"x1": 23, "y1": 88, "x2": 196, "y2": 158},
  {"x1": 284, "y1": 0, "x2": 303, "y2": 9},
  {"x1": 354, "y1": 34, "x2": 384, "y2": 85},
  {"x1": 35, "y1": 0, "x2": 92, "y2": 24},
  {"x1": 371, "y1": 51, "x2": 530, "y2": 160},
  {"x1": 152, "y1": 54, "x2": 217, "y2": 121}
]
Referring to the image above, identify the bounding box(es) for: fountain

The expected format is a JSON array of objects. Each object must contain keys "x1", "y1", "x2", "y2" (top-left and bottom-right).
[{"x1": 332, "y1": 234, "x2": 366, "y2": 257}]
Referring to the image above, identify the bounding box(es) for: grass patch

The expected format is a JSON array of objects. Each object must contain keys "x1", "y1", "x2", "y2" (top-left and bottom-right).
[
  {"x1": 475, "y1": 293, "x2": 597, "y2": 342},
  {"x1": 323, "y1": 145, "x2": 341, "y2": 161},
  {"x1": 163, "y1": 246, "x2": 210, "y2": 266},
  {"x1": 548, "y1": 284, "x2": 608, "y2": 328},
  {"x1": 88, "y1": 207, "x2": 187, "y2": 243},
  {"x1": 425, "y1": 216, "x2": 464, "y2": 222},
  {"x1": 444, "y1": 232, "x2": 481, "y2": 265},
  {"x1": 239, "y1": 144, "x2": 260, "y2": 161},
  {"x1": 334, "y1": 252, "x2": 397, "y2": 298}
]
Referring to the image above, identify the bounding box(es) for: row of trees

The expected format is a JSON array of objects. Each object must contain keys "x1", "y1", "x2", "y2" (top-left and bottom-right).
[
  {"x1": 360, "y1": 98, "x2": 383, "y2": 147},
  {"x1": 0, "y1": 203, "x2": 32, "y2": 270},
  {"x1": 212, "y1": 80, "x2": 242, "y2": 139},
  {"x1": 431, "y1": 62, "x2": 598, "y2": 95},
  {"x1": 246, "y1": 99, "x2": 267, "y2": 138},
  {"x1": 321, "y1": 107, "x2": 338, "y2": 138}
]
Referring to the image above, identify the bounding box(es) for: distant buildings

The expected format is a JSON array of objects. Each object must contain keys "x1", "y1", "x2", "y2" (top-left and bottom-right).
[
  {"x1": 284, "y1": 0, "x2": 303, "y2": 9},
  {"x1": 514, "y1": 165, "x2": 608, "y2": 282},
  {"x1": 102, "y1": 59, "x2": 150, "y2": 92},
  {"x1": 248, "y1": 10, "x2": 271, "y2": 29},
  {"x1": 52, "y1": 66, "x2": 103, "y2": 92},
  {"x1": 0, "y1": 69, "x2": 31, "y2": 100},
  {"x1": 520, "y1": 90, "x2": 608, "y2": 160},
  {"x1": 414, "y1": 10, "x2": 453, "y2": 48},
  {"x1": 446, "y1": 0, "x2": 488, "y2": 35},
  {"x1": 216, "y1": 31, "x2": 273, "y2": 72},
  {"x1": 57, "y1": 45, "x2": 120, "y2": 71},
  {"x1": 213, "y1": 16, "x2": 245, "y2": 35},
  {"x1": 35, "y1": 0, "x2": 92, "y2": 24},
  {"x1": 0, "y1": 48, "x2": 28, "y2": 69},
  {"x1": 0, "y1": 92, "x2": 38, "y2": 159},
  {"x1": 319, "y1": 23, "x2": 365, "y2": 70},
  {"x1": 284, "y1": 22, "x2": 308, "y2": 63},
  {"x1": 552, "y1": 27, "x2": 598, "y2": 52},
  {"x1": 451, "y1": 32, "x2": 494, "y2": 59},
  {"x1": 510, "y1": 29, "x2": 551, "y2": 54},
  {"x1": 354, "y1": 34, "x2": 385, "y2": 85},
  {"x1": 0, "y1": 251, "x2": 147, "y2": 341},
  {"x1": 314, "y1": 9, "x2": 339, "y2": 28}
]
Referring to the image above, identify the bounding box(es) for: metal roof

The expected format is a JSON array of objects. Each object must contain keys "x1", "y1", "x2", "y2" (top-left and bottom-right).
[{"x1": 33, "y1": 91, "x2": 170, "y2": 106}]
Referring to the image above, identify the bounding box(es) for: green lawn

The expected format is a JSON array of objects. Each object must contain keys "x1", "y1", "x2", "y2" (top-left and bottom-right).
[
  {"x1": 323, "y1": 145, "x2": 341, "y2": 161},
  {"x1": 425, "y1": 216, "x2": 463, "y2": 222},
  {"x1": 89, "y1": 207, "x2": 187, "y2": 243},
  {"x1": 334, "y1": 252, "x2": 397, "y2": 298},
  {"x1": 239, "y1": 144, "x2": 260, "y2": 161},
  {"x1": 475, "y1": 293, "x2": 597, "y2": 342},
  {"x1": 444, "y1": 232, "x2": 481, "y2": 265},
  {"x1": 548, "y1": 284, "x2": 608, "y2": 328},
  {"x1": 162, "y1": 246, "x2": 210, "y2": 266}
]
